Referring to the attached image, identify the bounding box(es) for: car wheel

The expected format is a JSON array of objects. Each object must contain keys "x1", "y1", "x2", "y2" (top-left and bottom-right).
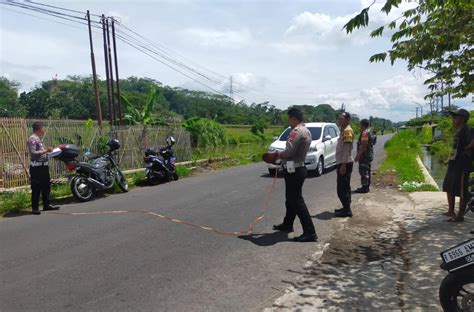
[{"x1": 315, "y1": 157, "x2": 324, "y2": 177}]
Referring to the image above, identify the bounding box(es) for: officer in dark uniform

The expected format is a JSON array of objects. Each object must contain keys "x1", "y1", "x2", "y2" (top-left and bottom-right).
[
  {"x1": 27, "y1": 122, "x2": 59, "y2": 215},
  {"x1": 355, "y1": 119, "x2": 374, "y2": 193},
  {"x1": 334, "y1": 112, "x2": 354, "y2": 218},
  {"x1": 273, "y1": 108, "x2": 317, "y2": 242}
]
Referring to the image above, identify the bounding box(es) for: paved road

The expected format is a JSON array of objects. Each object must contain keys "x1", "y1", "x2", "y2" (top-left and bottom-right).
[{"x1": 0, "y1": 135, "x2": 390, "y2": 312}]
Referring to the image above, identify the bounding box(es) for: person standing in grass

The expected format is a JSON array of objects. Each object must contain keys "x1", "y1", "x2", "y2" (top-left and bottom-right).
[{"x1": 443, "y1": 109, "x2": 472, "y2": 222}]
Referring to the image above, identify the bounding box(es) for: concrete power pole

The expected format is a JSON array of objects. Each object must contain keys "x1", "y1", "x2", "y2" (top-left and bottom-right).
[
  {"x1": 87, "y1": 10, "x2": 102, "y2": 128},
  {"x1": 101, "y1": 15, "x2": 114, "y2": 130}
]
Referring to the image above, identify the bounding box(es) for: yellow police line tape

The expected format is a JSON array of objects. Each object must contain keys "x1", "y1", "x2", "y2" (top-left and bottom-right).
[{"x1": 49, "y1": 170, "x2": 279, "y2": 237}]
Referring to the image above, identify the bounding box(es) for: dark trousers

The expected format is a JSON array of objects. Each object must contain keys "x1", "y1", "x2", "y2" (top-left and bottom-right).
[
  {"x1": 337, "y1": 163, "x2": 353, "y2": 210},
  {"x1": 30, "y1": 165, "x2": 51, "y2": 211},
  {"x1": 283, "y1": 167, "x2": 316, "y2": 234},
  {"x1": 359, "y1": 161, "x2": 371, "y2": 188}
]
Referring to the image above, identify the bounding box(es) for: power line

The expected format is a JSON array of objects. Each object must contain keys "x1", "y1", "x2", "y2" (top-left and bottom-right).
[
  {"x1": 115, "y1": 33, "x2": 234, "y2": 100},
  {"x1": 3, "y1": 0, "x2": 268, "y2": 103},
  {"x1": 115, "y1": 25, "x2": 263, "y2": 103},
  {"x1": 24, "y1": 0, "x2": 101, "y2": 17},
  {"x1": 1, "y1": 6, "x2": 91, "y2": 32}
]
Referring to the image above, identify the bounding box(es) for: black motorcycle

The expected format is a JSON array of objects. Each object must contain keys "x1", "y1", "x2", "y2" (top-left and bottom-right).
[
  {"x1": 56, "y1": 139, "x2": 128, "y2": 202},
  {"x1": 439, "y1": 179, "x2": 474, "y2": 312},
  {"x1": 143, "y1": 136, "x2": 178, "y2": 185},
  {"x1": 439, "y1": 238, "x2": 474, "y2": 311}
]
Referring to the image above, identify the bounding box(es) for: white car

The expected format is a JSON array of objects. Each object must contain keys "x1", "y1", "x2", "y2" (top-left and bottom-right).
[{"x1": 267, "y1": 122, "x2": 340, "y2": 176}]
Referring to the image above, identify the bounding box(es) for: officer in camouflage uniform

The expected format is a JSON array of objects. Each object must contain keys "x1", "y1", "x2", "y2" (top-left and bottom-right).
[
  {"x1": 273, "y1": 108, "x2": 317, "y2": 242},
  {"x1": 27, "y1": 122, "x2": 59, "y2": 215},
  {"x1": 334, "y1": 112, "x2": 354, "y2": 218},
  {"x1": 355, "y1": 119, "x2": 374, "y2": 193}
]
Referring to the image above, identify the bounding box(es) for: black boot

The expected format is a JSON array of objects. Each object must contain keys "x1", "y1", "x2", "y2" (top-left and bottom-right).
[
  {"x1": 354, "y1": 187, "x2": 369, "y2": 194},
  {"x1": 32, "y1": 210, "x2": 41, "y2": 215},
  {"x1": 293, "y1": 233, "x2": 317, "y2": 242},
  {"x1": 335, "y1": 209, "x2": 352, "y2": 218},
  {"x1": 272, "y1": 223, "x2": 294, "y2": 233},
  {"x1": 43, "y1": 205, "x2": 60, "y2": 211}
]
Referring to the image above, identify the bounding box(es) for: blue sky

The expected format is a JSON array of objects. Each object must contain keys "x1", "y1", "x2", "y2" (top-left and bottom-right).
[{"x1": 1, "y1": 0, "x2": 472, "y2": 121}]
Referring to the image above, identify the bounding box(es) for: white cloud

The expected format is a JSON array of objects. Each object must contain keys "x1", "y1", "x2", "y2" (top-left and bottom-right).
[
  {"x1": 313, "y1": 75, "x2": 428, "y2": 121},
  {"x1": 275, "y1": 0, "x2": 418, "y2": 54},
  {"x1": 182, "y1": 28, "x2": 252, "y2": 48}
]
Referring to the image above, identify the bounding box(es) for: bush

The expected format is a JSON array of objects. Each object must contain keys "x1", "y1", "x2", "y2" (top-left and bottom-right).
[
  {"x1": 182, "y1": 117, "x2": 229, "y2": 147},
  {"x1": 431, "y1": 141, "x2": 452, "y2": 163},
  {"x1": 421, "y1": 125, "x2": 432, "y2": 144},
  {"x1": 0, "y1": 192, "x2": 31, "y2": 215}
]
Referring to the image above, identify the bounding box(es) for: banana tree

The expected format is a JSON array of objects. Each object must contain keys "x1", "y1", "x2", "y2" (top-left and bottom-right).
[{"x1": 121, "y1": 85, "x2": 167, "y2": 148}]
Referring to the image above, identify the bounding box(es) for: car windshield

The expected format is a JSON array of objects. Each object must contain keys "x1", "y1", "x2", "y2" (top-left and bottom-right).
[{"x1": 278, "y1": 127, "x2": 322, "y2": 141}]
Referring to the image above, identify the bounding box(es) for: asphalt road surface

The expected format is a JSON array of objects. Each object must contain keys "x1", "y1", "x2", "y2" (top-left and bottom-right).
[{"x1": 0, "y1": 135, "x2": 390, "y2": 312}]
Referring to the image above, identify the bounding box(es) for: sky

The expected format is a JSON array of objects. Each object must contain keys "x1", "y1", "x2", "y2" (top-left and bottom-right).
[{"x1": 1, "y1": 0, "x2": 472, "y2": 122}]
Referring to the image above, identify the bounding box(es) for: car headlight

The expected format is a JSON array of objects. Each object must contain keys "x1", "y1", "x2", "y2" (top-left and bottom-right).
[
  {"x1": 268, "y1": 147, "x2": 276, "y2": 152},
  {"x1": 309, "y1": 146, "x2": 317, "y2": 152}
]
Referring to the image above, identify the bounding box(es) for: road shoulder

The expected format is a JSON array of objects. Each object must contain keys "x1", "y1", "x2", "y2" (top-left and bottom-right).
[{"x1": 265, "y1": 187, "x2": 472, "y2": 311}]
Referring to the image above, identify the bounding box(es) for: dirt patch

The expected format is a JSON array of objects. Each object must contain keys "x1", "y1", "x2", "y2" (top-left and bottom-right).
[{"x1": 374, "y1": 170, "x2": 399, "y2": 189}]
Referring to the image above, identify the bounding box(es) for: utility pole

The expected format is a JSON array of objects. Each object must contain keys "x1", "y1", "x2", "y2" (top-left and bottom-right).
[
  {"x1": 111, "y1": 18, "x2": 122, "y2": 126},
  {"x1": 102, "y1": 15, "x2": 114, "y2": 130},
  {"x1": 106, "y1": 18, "x2": 116, "y2": 127},
  {"x1": 87, "y1": 10, "x2": 102, "y2": 128},
  {"x1": 229, "y1": 76, "x2": 234, "y2": 102}
]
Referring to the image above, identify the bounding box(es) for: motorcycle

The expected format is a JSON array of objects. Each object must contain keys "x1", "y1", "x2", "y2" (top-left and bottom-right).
[
  {"x1": 143, "y1": 136, "x2": 178, "y2": 185},
  {"x1": 55, "y1": 139, "x2": 129, "y2": 202},
  {"x1": 439, "y1": 178, "x2": 474, "y2": 312}
]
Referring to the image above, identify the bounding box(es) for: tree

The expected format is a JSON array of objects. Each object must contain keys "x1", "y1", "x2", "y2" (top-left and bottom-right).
[
  {"x1": 121, "y1": 85, "x2": 167, "y2": 148},
  {"x1": 344, "y1": 0, "x2": 473, "y2": 99},
  {"x1": 0, "y1": 77, "x2": 25, "y2": 117}
]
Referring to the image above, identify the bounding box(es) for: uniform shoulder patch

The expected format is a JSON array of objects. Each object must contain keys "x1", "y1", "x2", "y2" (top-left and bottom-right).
[
  {"x1": 361, "y1": 130, "x2": 369, "y2": 142},
  {"x1": 289, "y1": 130, "x2": 298, "y2": 141},
  {"x1": 343, "y1": 127, "x2": 354, "y2": 143}
]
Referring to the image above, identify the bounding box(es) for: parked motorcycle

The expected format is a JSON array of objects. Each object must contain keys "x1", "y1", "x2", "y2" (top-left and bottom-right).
[
  {"x1": 55, "y1": 139, "x2": 128, "y2": 202},
  {"x1": 439, "y1": 178, "x2": 474, "y2": 312},
  {"x1": 439, "y1": 238, "x2": 474, "y2": 311},
  {"x1": 143, "y1": 136, "x2": 178, "y2": 185}
]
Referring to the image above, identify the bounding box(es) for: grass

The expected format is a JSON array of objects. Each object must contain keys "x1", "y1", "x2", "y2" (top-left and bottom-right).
[
  {"x1": 192, "y1": 142, "x2": 269, "y2": 166},
  {"x1": 0, "y1": 191, "x2": 31, "y2": 215},
  {"x1": 176, "y1": 165, "x2": 193, "y2": 178},
  {"x1": 50, "y1": 183, "x2": 72, "y2": 199},
  {"x1": 378, "y1": 129, "x2": 437, "y2": 192}
]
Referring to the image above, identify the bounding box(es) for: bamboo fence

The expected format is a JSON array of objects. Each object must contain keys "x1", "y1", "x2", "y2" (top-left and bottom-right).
[{"x1": 0, "y1": 118, "x2": 191, "y2": 189}]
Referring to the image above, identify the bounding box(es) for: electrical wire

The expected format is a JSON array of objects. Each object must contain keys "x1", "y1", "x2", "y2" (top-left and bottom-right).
[{"x1": 3, "y1": 0, "x2": 269, "y2": 104}]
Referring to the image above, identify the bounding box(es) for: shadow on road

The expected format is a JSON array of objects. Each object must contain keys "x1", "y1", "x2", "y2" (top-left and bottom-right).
[
  {"x1": 2, "y1": 211, "x2": 35, "y2": 218},
  {"x1": 312, "y1": 211, "x2": 335, "y2": 220},
  {"x1": 238, "y1": 232, "x2": 290, "y2": 246}
]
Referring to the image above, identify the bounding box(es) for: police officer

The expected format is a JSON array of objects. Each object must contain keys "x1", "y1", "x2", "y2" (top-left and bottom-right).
[
  {"x1": 273, "y1": 108, "x2": 317, "y2": 242},
  {"x1": 27, "y1": 122, "x2": 59, "y2": 215},
  {"x1": 355, "y1": 119, "x2": 373, "y2": 193},
  {"x1": 334, "y1": 112, "x2": 354, "y2": 218}
]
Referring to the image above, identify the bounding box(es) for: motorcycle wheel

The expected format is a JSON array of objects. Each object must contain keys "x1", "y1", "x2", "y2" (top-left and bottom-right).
[
  {"x1": 71, "y1": 176, "x2": 94, "y2": 202},
  {"x1": 439, "y1": 266, "x2": 474, "y2": 312},
  {"x1": 173, "y1": 172, "x2": 179, "y2": 181},
  {"x1": 114, "y1": 169, "x2": 129, "y2": 193},
  {"x1": 147, "y1": 173, "x2": 159, "y2": 186}
]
